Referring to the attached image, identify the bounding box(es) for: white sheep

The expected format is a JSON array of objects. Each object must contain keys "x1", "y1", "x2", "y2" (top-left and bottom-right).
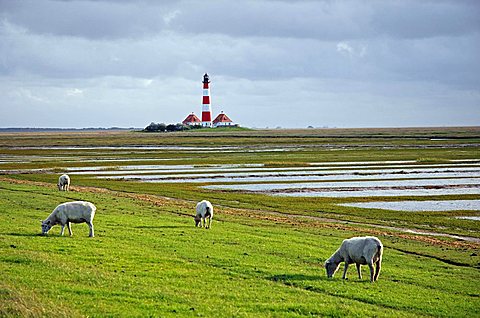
[
  {"x1": 57, "y1": 174, "x2": 70, "y2": 191},
  {"x1": 325, "y1": 236, "x2": 383, "y2": 282},
  {"x1": 41, "y1": 201, "x2": 96, "y2": 237},
  {"x1": 194, "y1": 200, "x2": 213, "y2": 229}
]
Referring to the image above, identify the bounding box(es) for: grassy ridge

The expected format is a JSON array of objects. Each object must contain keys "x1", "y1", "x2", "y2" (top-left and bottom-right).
[
  {"x1": 1, "y1": 180, "x2": 479, "y2": 317},
  {"x1": 0, "y1": 127, "x2": 480, "y2": 147}
]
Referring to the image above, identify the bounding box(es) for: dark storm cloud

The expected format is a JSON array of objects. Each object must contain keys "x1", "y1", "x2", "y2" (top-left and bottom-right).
[
  {"x1": 171, "y1": 0, "x2": 480, "y2": 40},
  {"x1": 371, "y1": 1, "x2": 480, "y2": 39},
  {"x1": 0, "y1": 0, "x2": 173, "y2": 39},
  {"x1": 2, "y1": 0, "x2": 478, "y2": 40}
]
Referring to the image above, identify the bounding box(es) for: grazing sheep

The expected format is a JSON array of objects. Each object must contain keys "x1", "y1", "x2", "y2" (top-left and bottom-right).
[
  {"x1": 325, "y1": 236, "x2": 383, "y2": 282},
  {"x1": 57, "y1": 174, "x2": 70, "y2": 191},
  {"x1": 194, "y1": 200, "x2": 213, "y2": 229},
  {"x1": 41, "y1": 201, "x2": 96, "y2": 237}
]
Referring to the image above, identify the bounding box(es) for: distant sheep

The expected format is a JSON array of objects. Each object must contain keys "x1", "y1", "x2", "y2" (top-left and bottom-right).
[
  {"x1": 41, "y1": 201, "x2": 96, "y2": 237},
  {"x1": 57, "y1": 174, "x2": 70, "y2": 191},
  {"x1": 195, "y1": 200, "x2": 213, "y2": 229},
  {"x1": 325, "y1": 236, "x2": 383, "y2": 282}
]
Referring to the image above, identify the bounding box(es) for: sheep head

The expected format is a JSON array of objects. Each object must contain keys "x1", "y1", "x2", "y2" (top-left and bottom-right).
[
  {"x1": 41, "y1": 220, "x2": 53, "y2": 235},
  {"x1": 325, "y1": 260, "x2": 340, "y2": 278},
  {"x1": 194, "y1": 215, "x2": 201, "y2": 227}
]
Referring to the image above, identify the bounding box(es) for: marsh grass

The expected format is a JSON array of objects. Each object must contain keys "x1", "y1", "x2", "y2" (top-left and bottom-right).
[
  {"x1": 263, "y1": 161, "x2": 311, "y2": 168},
  {"x1": 416, "y1": 158, "x2": 453, "y2": 164},
  {"x1": 1, "y1": 181, "x2": 479, "y2": 317},
  {"x1": 1, "y1": 128, "x2": 480, "y2": 316}
]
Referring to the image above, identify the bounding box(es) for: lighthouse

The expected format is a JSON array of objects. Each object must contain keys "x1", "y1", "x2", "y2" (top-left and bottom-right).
[
  {"x1": 201, "y1": 73, "x2": 212, "y2": 127},
  {"x1": 182, "y1": 73, "x2": 237, "y2": 129}
]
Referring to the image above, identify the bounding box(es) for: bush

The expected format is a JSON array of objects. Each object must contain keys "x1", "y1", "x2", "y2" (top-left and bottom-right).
[
  {"x1": 166, "y1": 124, "x2": 190, "y2": 132},
  {"x1": 144, "y1": 122, "x2": 191, "y2": 132},
  {"x1": 143, "y1": 122, "x2": 166, "y2": 132}
]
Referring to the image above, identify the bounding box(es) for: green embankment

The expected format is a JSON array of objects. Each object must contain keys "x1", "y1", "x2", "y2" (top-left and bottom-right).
[{"x1": 1, "y1": 181, "x2": 479, "y2": 317}]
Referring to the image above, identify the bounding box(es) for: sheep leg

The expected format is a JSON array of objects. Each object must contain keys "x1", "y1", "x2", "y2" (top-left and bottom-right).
[
  {"x1": 60, "y1": 224, "x2": 65, "y2": 236},
  {"x1": 87, "y1": 222, "x2": 94, "y2": 237},
  {"x1": 368, "y1": 263, "x2": 375, "y2": 282},
  {"x1": 342, "y1": 262, "x2": 349, "y2": 279},
  {"x1": 206, "y1": 217, "x2": 211, "y2": 229},
  {"x1": 374, "y1": 260, "x2": 382, "y2": 281},
  {"x1": 356, "y1": 263, "x2": 362, "y2": 280},
  {"x1": 67, "y1": 222, "x2": 73, "y2": 236}
]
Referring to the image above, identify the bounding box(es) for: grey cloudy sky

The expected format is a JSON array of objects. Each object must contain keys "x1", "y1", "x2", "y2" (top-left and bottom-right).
[{"x1": 1, "y1": 0, "x2": 479, "y2": 128}]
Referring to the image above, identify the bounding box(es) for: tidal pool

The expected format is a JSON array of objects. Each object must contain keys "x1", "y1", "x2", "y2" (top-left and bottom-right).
[
  {"x1": 10, "y1": 145, "x2": 308, "y2": 153},
  {"x1": 339, "y1": 200, "x2": 480, "y2": 211},
  {"x1": 67, "y1": 164, "x2": 264, "y2": 175},
  {"x1": 270, "y1": 187, "x2": 480, "y2": 198},
  {"x1": 68, "y1": 162, "x2": 480, "y2": 175},
  {"x1": 93, "y1": 166, "x2": 480, "y2": 178},
  {"x1": 12, "y1": 146, "x2": 241, "y2": 151},
  {"x1": 456, "y1": 216, "x2": 480, "y2": 221},
  {"x1": 100, "y1": 171, "x2": 480, "y2": 183},
  {"x1": 203, "y1": 178, "x2": 480, "y2": 191}
]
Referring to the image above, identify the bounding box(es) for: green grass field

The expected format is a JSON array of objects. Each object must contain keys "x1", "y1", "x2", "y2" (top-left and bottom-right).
[{"x1": 1, "y1": 128, "x2": 479, "y2": 317}]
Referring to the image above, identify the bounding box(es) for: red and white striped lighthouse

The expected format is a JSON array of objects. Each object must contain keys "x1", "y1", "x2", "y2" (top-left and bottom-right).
[{"x1": 201, "y1": 73, "x2": 212, "y2": 127}]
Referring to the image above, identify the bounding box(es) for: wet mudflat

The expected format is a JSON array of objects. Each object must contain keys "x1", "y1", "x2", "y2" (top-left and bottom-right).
[
  {"x1": 339, "y1": 200, "x2": 480, "y2": 212},
  {"x1": 271, "y1": 187, "x2": 480, "y2": 197},
  {"x1": 203, "y1": 178, "x2": 480, "y2": 191},
  {"x1": 456, "y1": 216, "x2": 480, "y2": 221},
  {"x1": 94, "y1": 165, "x2": 480, "y2": 182}
]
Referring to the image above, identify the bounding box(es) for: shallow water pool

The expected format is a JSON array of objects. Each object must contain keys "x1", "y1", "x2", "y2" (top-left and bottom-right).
[{"x1": 339, "y1": 200, "x2": 480, "y2": 211}]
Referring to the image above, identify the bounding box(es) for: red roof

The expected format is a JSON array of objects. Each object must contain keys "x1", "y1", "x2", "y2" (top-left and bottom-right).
[
  {"x1": 182, "y1": 113, "x2": 201, "y2": 124},
  {"x1": 213, "y1": 112, "x2": 232, "y2": 124}
]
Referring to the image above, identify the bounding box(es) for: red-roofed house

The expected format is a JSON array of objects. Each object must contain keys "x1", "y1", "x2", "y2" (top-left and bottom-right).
[
  {"x1": 182, "y1": 112, "x2": 201, "y2": 126},
  {"x1": 212, "y1": 111, "x2": 235, "y2": 127}
]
